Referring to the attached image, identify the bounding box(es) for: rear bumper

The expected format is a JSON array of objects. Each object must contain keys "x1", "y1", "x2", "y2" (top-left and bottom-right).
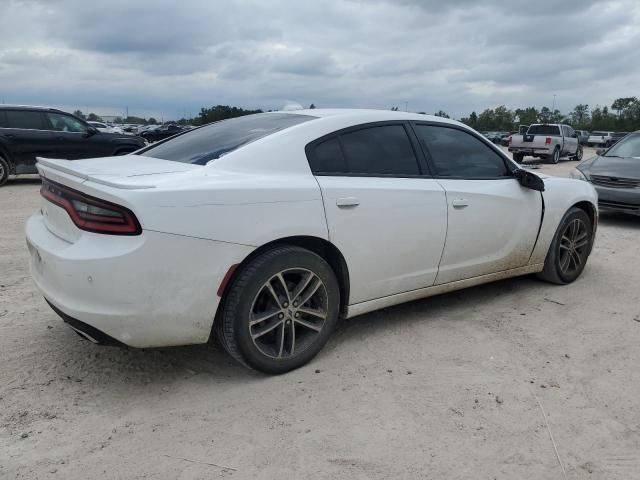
[
  {"x1": 508, "y1": 146, "x2": 552, "y2": 156},
  {"x1": 26, "y1": 213, "x2": 254, "y2": 348}
]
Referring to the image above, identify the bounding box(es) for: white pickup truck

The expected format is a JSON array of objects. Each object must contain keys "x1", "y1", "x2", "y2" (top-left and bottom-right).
[{"x1": 508, "y1": 123, "x2": 583, "y2": 164}]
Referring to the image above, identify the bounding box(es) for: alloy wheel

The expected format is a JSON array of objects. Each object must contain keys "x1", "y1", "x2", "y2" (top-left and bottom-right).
[
  {"x1": 249, "y1": 268, "x2": 328, "y2": 359},
  {"x1": 558, "y1": 218, "x2": 589, "y2": 276}
]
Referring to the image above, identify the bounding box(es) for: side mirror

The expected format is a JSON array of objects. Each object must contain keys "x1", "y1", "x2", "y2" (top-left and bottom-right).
[
  {"x1": 514, "y1": 169, "x2": 545, "y2": 192},
  {"x1": 84, "y1": 126, "x2": 98, "y2": 137},
  {"x1": 596, "y1": 148, "x2": 605, "y2": 156}
]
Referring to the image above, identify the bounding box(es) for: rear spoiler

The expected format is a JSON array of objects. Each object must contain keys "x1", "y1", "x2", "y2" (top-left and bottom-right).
[{"x1": 36, "y1": 157, "x2": 154, "y2": 190}]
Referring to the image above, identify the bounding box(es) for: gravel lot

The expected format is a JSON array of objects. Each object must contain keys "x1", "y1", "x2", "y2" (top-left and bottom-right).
[{"x1": 1, "y1": 147, "x2": 639, "y2": 479}]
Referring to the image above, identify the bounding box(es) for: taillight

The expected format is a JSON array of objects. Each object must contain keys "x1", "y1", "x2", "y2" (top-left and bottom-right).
[
  {"x1": 508, "y1": 135, "x2": 512, "y2": 145},
  {"x1": 40, "y1": 178, "x2": 141, "y2": 235},
  {"x1": 545, "y1": 137, "x2": 552, "y2": 145}
]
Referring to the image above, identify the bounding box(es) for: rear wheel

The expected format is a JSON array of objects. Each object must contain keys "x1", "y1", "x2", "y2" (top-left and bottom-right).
[
  {"x1": 0, "y1": 156, "x2": 9, "y2": 187},
  {"x1": 547, "y1": 147, "x2": 560, "y2": 164},
  {"x1": 537, "y1": 207, "x2": 593, "y2": 284},
  {"x1": 216, "y1": 245, "x2": 340, "y2": 374},
  {"x1": 513, "y1": 153, "x2": 524, "y2": 163}
]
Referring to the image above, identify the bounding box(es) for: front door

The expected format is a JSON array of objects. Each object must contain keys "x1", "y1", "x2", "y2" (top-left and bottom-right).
[{"x1": 412, "y1": 123, "x2": 542, "y2": 284}]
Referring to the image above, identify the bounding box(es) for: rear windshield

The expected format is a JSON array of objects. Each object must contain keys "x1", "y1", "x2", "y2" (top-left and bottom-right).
[
  {"x1": 592, "y1": 131, "x2": 609, "y2": 136},
  {"x1": 527, "y1": 125, "x2": 560, "y2": 136},
  {"x1": 139, "y1": 113, "x2": 315, "y2": 165}
]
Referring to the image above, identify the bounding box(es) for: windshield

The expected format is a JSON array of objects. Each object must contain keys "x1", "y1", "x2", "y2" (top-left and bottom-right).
[
  {"x1": 139, "y1": 113, "x2": 315, "y2": 165},
  {"x1": 605, "y1": 133, "x2": 640, "y2": 158},
  {"x1": 527, "y1": 125, "x2": 560, "y2": 135}
]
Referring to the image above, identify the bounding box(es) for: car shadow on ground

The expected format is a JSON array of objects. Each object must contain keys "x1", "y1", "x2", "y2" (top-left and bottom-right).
[
  {"x1": 598, "y1": 211, "x2": 640, "y2": 229},
  {"x1": 7, "y1": 175, "x2": 41, "y2": 186},
  {"x1": 32, "y1": 274, "x2": 542, "y2": 394}
]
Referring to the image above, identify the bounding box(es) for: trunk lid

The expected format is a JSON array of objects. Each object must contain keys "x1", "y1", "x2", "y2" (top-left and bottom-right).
[{"x1": 36, "y1": 155, "x2": 201, "y2": 189}]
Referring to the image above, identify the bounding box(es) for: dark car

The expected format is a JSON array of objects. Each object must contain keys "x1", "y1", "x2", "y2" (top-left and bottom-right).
[
  {"x1": 575, "y1": 131, "x2": 640, "y2": 215},
  {"x1": 0, "y1": 106, "x2": 145, "y2": 186},
  {"x1": 141, "y1": 124, "x2": 183, "y2": 142},
  {"x1": 576, "y1": 130, "x2": 590, "y2": 145}
]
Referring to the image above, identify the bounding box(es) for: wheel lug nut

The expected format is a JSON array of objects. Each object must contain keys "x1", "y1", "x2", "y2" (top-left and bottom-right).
[
  {"x1": 294, "y1": 312, "x2": 299, "y2": 318},
  {"x1": 293, "y1": 302, "x2": 298, "y2": 307},
  {"x1": 278, "y1": 313, "x2": 284, "y2": 319},
  {"x1": 286, "y1": 320, "x2": 291, "y2": 325},
  {"x1": 283, "y1": 302, "x2": 288, "y2": 308}
]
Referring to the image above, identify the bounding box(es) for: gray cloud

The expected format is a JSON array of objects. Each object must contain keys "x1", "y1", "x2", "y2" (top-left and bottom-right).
[{"x1": 1, "y1": 0, "x2": 638, "y2": 119}]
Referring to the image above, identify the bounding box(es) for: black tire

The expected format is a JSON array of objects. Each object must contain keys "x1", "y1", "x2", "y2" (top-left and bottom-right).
[
  {"x1": 537, "y1": 207, "x2": 593, "y2": 285},
  {"x1": 0, "y1": 155, "x2": 8, "y2": 187},
  {"x1": 513, "y1": 153, "x2": 524, "y2": 163},
  {"x1": 215, "y1": 245, "x2": 340, "y2": 374},
  {"x1": 572, "y1": 145, "x2": 583, "y2": 161},
  {"x1": 547, "y1": 147, "x2": 560, "y2": 164}
]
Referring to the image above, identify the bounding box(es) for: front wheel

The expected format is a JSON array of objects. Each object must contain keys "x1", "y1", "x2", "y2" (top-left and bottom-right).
[
  {"x1": 216, "y1": 245, "x2": 340, "y2": 374},
  {"x1": 537, "y1": 207, "x2": 593, "y2": 284}
]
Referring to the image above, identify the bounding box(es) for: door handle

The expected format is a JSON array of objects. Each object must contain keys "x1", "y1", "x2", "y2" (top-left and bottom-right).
[
  {"x1": 336, "y1": 196, "x2": 360, "y2": 207},
  {"x1": 451, "y1": 199, "x2": 469, "y2": 209}
]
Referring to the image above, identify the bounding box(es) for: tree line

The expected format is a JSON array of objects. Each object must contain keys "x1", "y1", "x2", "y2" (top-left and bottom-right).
[{"x1": 453, "y1": 97, "x2": 640, "y2": 133}]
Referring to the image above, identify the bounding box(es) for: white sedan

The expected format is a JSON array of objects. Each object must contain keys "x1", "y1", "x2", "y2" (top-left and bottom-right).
[
  {"x1": 26, "y1": 109, "x2": 598, "y2": 374},
  {"x1": 87, "y1": 121, "x2": 124, "y2": 134}
]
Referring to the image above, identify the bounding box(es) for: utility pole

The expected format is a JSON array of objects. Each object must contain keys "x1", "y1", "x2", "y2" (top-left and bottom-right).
[
  {"x1": 405, "y1": 101, "x2": 408, "y2": 112},
  {"x1": 552, "y1": 94, "x2": 557, "y2": 111}
]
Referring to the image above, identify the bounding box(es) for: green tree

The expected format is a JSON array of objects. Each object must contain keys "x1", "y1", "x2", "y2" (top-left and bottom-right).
[
  {"x1": 87, "y1": 113, "x2": 102, "y2": 121},
  {"x1": 514, "y1": 107, "x2": 538, "y2": 126},
  {"x1": 147, "y1": 117, "x2": 158, "y2": 125},
  {"x1": 73, "y1": 110, "x2": 86, "y2": 120},
  {"x1": 570, "y1": 104, "x2": 590, "y2": 129},
  {"x1": 434, "y1": 110, "x2": 450, "y2": 119},
  {"x1": 309, "y1": 103, "x2": 316, "y2": 109}
]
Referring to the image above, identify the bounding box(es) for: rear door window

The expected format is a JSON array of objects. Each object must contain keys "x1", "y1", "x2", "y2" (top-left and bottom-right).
[
  {"x1": 4, "y1": 110, "x2": 46, "y2": 130},
  {"x1": 308, "y1": 137, "x2": 347, "y2": 174}
]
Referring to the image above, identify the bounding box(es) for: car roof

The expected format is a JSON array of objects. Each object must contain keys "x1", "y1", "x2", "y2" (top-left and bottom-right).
[
  {"x1": 283, "y1": 108, "x2": 461, "y2": 126},
  {"x1": 0, "y1": 104, "x2": 66, "y2": 113}
]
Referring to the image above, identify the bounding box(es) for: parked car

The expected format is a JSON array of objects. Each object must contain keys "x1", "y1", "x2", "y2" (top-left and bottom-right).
[
  {"x1": 482, "y1": 131, "x2": 502, "y2": 143},
  {"x1": 575, "y1": 130, "x2": 591, "y2": 145},
  {"x1": 508, "y1": 123, "x2": 582, "y2": 163},
  {"x1": 26, "y1": 109, "x2": 597, "y2": 373},
  {"x1": 587, "y1": 131, "x2": 614, "y2": 147},
  {"x1": 500, "y1": 132, "x2": 516, "y2": 146},
  {"x1": 0, "y1": 105, "x2": 145, "y2": 186},
  {"x1": 572, "y1": 131, "x2": 640, "y2": 215},
  {"x1": 141, "y1": 124, "x2": 183, "y2": 142},
  {"x1": 87, "y1": 121, "x2": 123, "y2": 134},
  {"x1": 610, "y1": 132, "x2": 630, "y2": 145}
]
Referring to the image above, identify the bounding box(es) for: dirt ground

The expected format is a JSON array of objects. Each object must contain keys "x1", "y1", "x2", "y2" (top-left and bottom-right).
[{"x1": 1, "y1": 147, "x2": 639, "y2": 479}]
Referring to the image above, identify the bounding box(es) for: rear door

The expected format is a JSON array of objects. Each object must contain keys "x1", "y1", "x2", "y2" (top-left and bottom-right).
[
  {"x1": 564, "y1": 126, "x2": 578, "y2": 155},
  {"x1": 1, "y1": 109, "x2": 52, "y2": 173},
  {"x1": 308, "y1": 123, "x2": 448, "y2": 304},
  {"x1": 413, "y1": 123, "x2": 542, "y2": 284}
]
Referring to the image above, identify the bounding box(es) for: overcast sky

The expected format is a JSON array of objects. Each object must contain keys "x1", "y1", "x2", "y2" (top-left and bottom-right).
[{"x1": 1, "y1": 0, "x2": 638, "y2": 120}]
